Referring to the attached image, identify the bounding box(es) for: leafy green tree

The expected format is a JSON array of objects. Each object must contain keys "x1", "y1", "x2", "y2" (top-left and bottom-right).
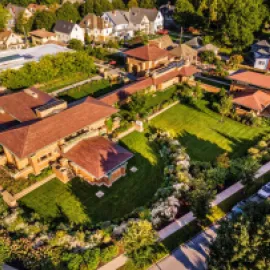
[
  {"x1": 81, "y1": 0, "x2": 94, "y2": 16},
  {"x1": 188, "y1": 178, "x2": 216, "y2": 221},
  {"x1": 140, "y1": 0, "x2": 155, "y2": 8},
  {"x1": 128, "y1": 0, "x2": 139, "y2": 8},
  {"x1": 0, "y1": 4, "x2": 10, "y2": 31},
  {"x1": 0, "y1": 239, "x2": 10, "y2": 267},
  {"x1": 218, "y1": 94, "x2": 233, "y2": 122},
  {"x1": 205, "y1": 166, "x2": 227, "y2": 189},
  {"x1": 15, "y1": 11, "x2": 34, "y2": 34},
  {"x1": 199, "y1": 50, "x2": 216, "y2": 64},
  {"x1": 208, "y1": 201, "x2": 270, "y2": 270},
  {"x1": 56, "y1": 3, "x2": 81, "y2": 23},
  {"x1": 229, "y1": 54, "x2": 244, "y2": 69},
  {"x1": 229, "y1": 157, "x2": 259, "y2": 186},
  {"x1": 126, "y1": 92, "x2": 148, "y2": 120},
  {"x1": 68, "y1": 39, "x2": 84, "y2": 50},
  {"x1": 112, "y1": 0, "x2": 126, "y2": 10},
  {"x1": 32, "y1": 11, "x2": 56, "y2": 31},
  {"x1": 220, "y1": 0, "x2": 267, "y2": 49}
]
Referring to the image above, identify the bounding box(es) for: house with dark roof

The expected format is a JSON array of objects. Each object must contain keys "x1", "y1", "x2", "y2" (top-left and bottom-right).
[
  {"x1": 54, "y1": 20, "x2": 84, "y2": 43},
  {"x1": 251, "y1": 40, "x2": 270, "y2": 71},
  {"x1": 79, "y1": 14, "x2": 113, "y2": 42},
  {"x1": 0, "y1": 95, "x2": 133, "y2": 187},
  {"x1": 124, "y1": 44, "x2": 174, "y2": 75}
]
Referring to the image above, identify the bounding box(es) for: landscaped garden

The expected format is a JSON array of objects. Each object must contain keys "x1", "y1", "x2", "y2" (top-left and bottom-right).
[
  {"x1": 20, "y1": 131, "x2": 164, "y2": 224},
  {"x1": 58, "y1": 79, "x2": 124, "y2": 102},
  {"x1": 150, "y1": 101, "x2": 268, "y2": 161}
]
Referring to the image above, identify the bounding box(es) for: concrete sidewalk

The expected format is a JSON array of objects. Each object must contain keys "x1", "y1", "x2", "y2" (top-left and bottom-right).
[{"x1": 98, "y1": 255, "x2": 128, "y2": 270}]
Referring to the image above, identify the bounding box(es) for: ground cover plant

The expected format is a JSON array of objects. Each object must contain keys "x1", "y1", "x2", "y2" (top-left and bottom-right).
[
  {"x1": 20, "y1": 131, "x2": 164, "y2": 224},
  {"x1": 150, "y1": 101, "x2": 268, "y2": 161}
]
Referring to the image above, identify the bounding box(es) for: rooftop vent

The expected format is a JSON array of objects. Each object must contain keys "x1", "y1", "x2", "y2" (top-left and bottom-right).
[{"x1": 24, "y1": 88, "x2": 38, "y2": 99}]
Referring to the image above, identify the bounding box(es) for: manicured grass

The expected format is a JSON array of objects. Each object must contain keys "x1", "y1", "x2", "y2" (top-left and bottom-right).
[
  {"x1": 150, "y1": 102, "x2": 268, "y2": 161},
  {"x1": 59, "y1": 79, "x2": 124, "y2": 103},
  {"x1": 195, "y1": 76, "x2": 230, "y2": 90},
  {"x1": 20, "y1": 132, "x2": 164, "y2": 224},
  {"x1": 38, "y1": 73, "x2": 90, "y2": 93},
  {"x1": 144, "y1": 86, "x2": 177, "y2": 109},
  {"x1": 162, "y1": 173, "x2": 270, "y2": 252}
]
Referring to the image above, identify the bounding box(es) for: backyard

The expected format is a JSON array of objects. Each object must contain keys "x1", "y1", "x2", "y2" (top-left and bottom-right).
[
  {"x1": 20, "y1": 131, "x2": 164, "y2": 224},
  {"x1": 150, "y1": 102, "x2": 268, "y2": 161}
]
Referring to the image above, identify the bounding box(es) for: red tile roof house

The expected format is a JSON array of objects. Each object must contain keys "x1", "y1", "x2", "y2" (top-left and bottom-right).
[
  {"x1": 100, "y1": 64, "x2": 198, "y2": 106},
  {"x1": 233, "y1": 90, "x2": 270, "y2": 116},
  {"x1": 0, "y1": 93, "x2": 133, "y2": 187},
  {"x1": 228, "y1": 70, "x2": 270, "y2": 92},
  {"x1": 124, "y1": 44, "x2": 174, "y2": 76}
]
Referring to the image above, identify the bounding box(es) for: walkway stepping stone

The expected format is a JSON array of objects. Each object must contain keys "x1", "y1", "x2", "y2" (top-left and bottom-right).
[
  {"x1": 96, "y1": 191, "x2": 104, "y2": 198},
  {"x1": 130, "y1": 166, "x2": 138, "y2": 173}
]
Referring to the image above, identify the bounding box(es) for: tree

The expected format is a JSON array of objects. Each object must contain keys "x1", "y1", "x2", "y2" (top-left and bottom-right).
[
  {"x1": 199, "y1": 50, "x2": 216, "y2": 64},
  {"x1": 112, "y1": 0, "x2": 125, "y2": 10},
  {"x1": 208, "y1": 201, "x2": 270, "y2": 270},
  {"x1": 229, "y1": 157, "x2": 259, "y2": 186},
  {"x1": 128, "y1": 0, "x2": 139, "y2": 8},
  {"x1": 126, "y1": 92, "x2": 148, "y2": 120},
  {"x1": 192, "y1": 83, "x2": 204, "y2": 102},
  {"x1": 205, "y1": 166, "x2": 227, "y2": 189},
  {"x1": 0, "y1": 239, "x2": 10, "y2": 267},
  {"x1": 0, "y1": 4, "x2": 10, "y2": 31},
  {"x1": 188, "y1": 178, "x2": 216, "y2": 221},
  {"x1": 123, "y1": 220, "x2": 157, "y2": 255},
  {"x1": 229, "y1": 54, "x2": 244, "y2": 69},
  {"x1": 218, "y1": 95, "x2": 233, "y2": 122},
  {"x1": 32, "y1": 11, "x2": 56, "y2": 31},
  {"x1": 140, "y1": 0, "x2": 155, "y2": 8},
  {"x1": 56, "y1": 3, "x2": 80, "y2": 23},
  {"x1": 68, "y1": 39, "x2": 84, "y2": 50},
  {"x1": 174, "y1": 0, "x2": 195, "y2": 27},
  {"x1": 15, "y1": 11, "x2": 34, "y2": 34},
  {"x1": 220, "y1": 0, "x2": 267, "y2": 49},
  {"x1": 81, "y1": 0, "x2": 94, "y2": 16}
]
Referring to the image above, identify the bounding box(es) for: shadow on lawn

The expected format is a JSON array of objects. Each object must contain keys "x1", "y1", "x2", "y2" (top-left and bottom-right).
[{"x1": 178, "y1": 131, "x2": 225, "y2": 162}]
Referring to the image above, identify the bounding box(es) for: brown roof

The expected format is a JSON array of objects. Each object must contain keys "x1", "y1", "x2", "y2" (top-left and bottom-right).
[
  {"x1": 0, "y1": 31, "x2": 12, "y2": 42},
  {"x1": 80, "y1": 13, "x2": 111, "y2": 30},
  {"x1": 100, "y1": 78, "x2": 153, "y2": 105},
  {"x1": 124, "y1": 44, "x2": 170, "y2": 61},
  {"x1": 233, "y1": 90, "x2": 270, "y2": 112},
  {"x1": 29, "y1": 29, "x2": 56, "y2": 38},
  {"x1": 228, "y1": 71, "x2": 270, "y2": 90},
  {"x1": 153, "y1": 69, "x2": 180, "y2": 85},
  {"x1": 63, "y1": 136, "x2": 133, "y2": 179},
  {"x1": 0, "y1": 88, "x2": 55, "y2": 123},
  {"x1": 179, "y1": 65, "x2": 198, "y2": 77},
  {"x1": 149, "y1": 35, "x2": 175, "y2": 50},
  {"x1": 170, "y1": 44, "x2": 197, "y2": 59},
  {"x1": 27, "y1": 4, "x2": 47, "y2": 11},
  {"x1": 0, "y1": 97, "x2": 117, "y2": 159}
]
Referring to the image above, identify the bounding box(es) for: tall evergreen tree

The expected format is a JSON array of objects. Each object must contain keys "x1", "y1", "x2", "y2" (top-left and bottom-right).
[
  {"x1": 128, "y1": 0, "x2": 139, "y2": 8},
  {"x1": 112, "y1": 0, "x2": 126, "y2": 10},
  {"x1": 56, "y1": 3, "x2": 81, "y2": 23},
  {"x1": 32, "y1": 11, "x2": 56, "y2": 31},
  {"x1": 140, "y1": 0, "x2": 155, "y2": 9}
]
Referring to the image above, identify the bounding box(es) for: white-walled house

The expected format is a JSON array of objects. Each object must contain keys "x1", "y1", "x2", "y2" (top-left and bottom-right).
[
  {"x1": 54, "y1": 20, "x2": 84, "y2": 43},
  {"x1": 0, "y1": 31, "x2": 24, "y2": 50},
  {"x1": 102, "y1": 10, "x2": 134, "y2": 40},
  {"x1": 251, "y1": 40, "x2": 270, "y2": 71},
  {"x1": 80, "y1": 14, "x2": 113, "y2": 42}
]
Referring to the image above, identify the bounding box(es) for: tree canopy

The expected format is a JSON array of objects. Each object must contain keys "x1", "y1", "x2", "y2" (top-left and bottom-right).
[
  {"x1": 128, "y1": 0, "x2": 139, "y2": 8},
  {"x1": 0, "y1": 4, "x2": 10, "y2": 31},
  {"x1": 112, "y1": 0, "x2": 126, "y2": 10},
  {"x1": 140, "y1": 0, "x2": 155, "y2": 9},
  {"x1": 208, "y1": 201, "x2": 270, "y2": 270},
  {"x1": 56, "y1": 3, "x2": 81, "y2": 23},
  {"x1": 32, "y1": 11, "x2": 56, "y2": 31}
]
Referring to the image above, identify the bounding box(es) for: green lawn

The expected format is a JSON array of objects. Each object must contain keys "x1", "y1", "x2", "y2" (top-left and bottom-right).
[
  {"x1": 20, "y1": 132, "x2": 164, "y2": 224},
  {"x1": 38, "y1": 73, "x2": 90, "y2": 93},
  {"x1": 150, "y1": 102, "x2": 268, "y2": 161},
  {"x1": 59, "y1": 79, "x2": 124, "y2": 103}
]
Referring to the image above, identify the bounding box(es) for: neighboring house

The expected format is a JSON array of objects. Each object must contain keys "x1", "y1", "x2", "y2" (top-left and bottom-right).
[
  {"x1": 170, "y1": 44, "x2": 198, "y2": 64},
  {"x1": 148, "y1": 35, "x2": 175, "y2": 50},
  {"x1": 126, "y1": 8, "x2": 163, "y2": 34},
  {"x1": 124, "y1": 44, "x2": 173, "y2": 75},
  {"x1": 54, "y1": 20, "x2": 84, "y2": 43},
  {"x1": 102, "y1": 10, "x2": 134, "y2": 39},
  {"x1": 6, "y1": 4, "x2": 32, "y2": 29},
  {"x1": 185, "y1": 36, "x2": 203, "y2": 49},
  {"x1": 0, "y1": 95, "x2": 133, "y2": 187},
  {"x1": 197, "y1": 43, "x2": 219, "y2": 55},
  {"x1": 251, "y1": 40, "x2": 270, "y2": 71},
  {"x1": 29, "y1": 29, "x2": 58, "y2": 45},
  {"x1": 159, "y1": 3, "x2": 175, "y2": 28},
  {"x1": 79, "y1": 14, "x2": 113, "y2": 42},
  {"x1": 228, "y1": 70, "x2": 270, "y2": 92},
  {"x1": 233, "y1": 90, "x2": 270, "y2": 116},
  {"x1": 0, "y1": 31, "x2": 24, "y2": 50}
]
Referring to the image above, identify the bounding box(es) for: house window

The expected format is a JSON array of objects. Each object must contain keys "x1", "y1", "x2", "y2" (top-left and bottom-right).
[{"x1": 258, "y1": 60, "x2": 265, "y2": 65}]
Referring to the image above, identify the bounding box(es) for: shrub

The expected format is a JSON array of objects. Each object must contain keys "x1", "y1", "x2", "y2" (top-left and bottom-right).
[{"x1": 100, "y1": 245, "x2": 119, "y2": 263}]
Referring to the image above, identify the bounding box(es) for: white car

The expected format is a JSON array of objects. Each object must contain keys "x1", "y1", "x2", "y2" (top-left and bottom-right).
[{"x1": 258, "y1": 182, "x2": 270, "y2": 199}]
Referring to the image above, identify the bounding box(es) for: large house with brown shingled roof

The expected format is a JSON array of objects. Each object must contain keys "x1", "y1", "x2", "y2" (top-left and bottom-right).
[{"x1": 0, "y1": 93, "x2": 133, "y2": 187}]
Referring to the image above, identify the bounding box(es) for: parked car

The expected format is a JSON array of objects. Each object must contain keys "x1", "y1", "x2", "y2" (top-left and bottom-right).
[
  {"x1": 231, "y1": 200, "x2": 248, "y2": 215},
  {"x1": 258, "y1": 182, "x2": 270, "y2": 199}
]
